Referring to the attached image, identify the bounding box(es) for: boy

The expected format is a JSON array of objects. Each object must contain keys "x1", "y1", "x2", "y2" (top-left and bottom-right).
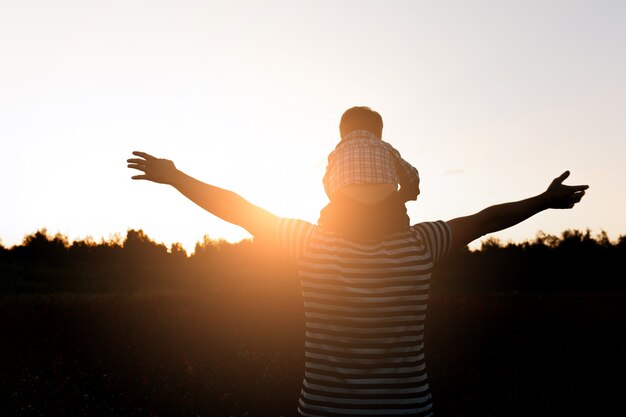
[{"x1": 319, "y1": 106, "x2": 421, "y2": 241}]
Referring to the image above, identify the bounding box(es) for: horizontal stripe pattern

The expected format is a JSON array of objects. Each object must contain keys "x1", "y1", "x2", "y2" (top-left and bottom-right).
[{"x1": 277, "y1": 219, "x2": 451, "y2": 417}]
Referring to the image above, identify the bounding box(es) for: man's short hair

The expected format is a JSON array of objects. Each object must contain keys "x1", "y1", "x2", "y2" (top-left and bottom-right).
[{"x1": 339, "y1": 106, "x2": 383, "y2": 139}]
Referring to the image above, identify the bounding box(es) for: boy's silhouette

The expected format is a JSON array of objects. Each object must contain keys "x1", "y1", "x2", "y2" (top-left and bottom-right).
[{"x1": 320, "y1": 106, "x2": 420, "y2": 241}]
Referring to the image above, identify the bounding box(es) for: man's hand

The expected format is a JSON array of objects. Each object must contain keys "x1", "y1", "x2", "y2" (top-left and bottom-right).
[
  {"x1": 127, "y1": 151, "x2": 179, "y2": 185},
  {"x1": 542, "y1": 170, "x2": 589, "y2": 209}
]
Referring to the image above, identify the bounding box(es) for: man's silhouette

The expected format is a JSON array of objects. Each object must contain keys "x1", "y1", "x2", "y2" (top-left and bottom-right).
[{"x1": 127, "y1": 141, "x2": 587, "y2": 417}]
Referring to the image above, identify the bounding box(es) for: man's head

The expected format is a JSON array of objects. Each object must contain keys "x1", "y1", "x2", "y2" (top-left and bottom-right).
[{"x1": 339, "y1": 106, "x2": 383, "y2": 140}]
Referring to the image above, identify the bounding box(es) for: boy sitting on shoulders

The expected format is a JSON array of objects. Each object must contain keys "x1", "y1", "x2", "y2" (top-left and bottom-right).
[{"x1": 320, "y1": 106, "x2": 420, "y2": 241}]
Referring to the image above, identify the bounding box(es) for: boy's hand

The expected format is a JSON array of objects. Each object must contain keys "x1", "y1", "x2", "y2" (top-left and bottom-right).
[{"x1": 397, "y1": 185, "x2": 420, "y2": 202}]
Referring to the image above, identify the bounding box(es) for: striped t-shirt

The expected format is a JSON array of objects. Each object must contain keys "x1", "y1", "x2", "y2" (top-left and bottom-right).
[{"x1": 276, "y1": 219, "x2": 452, "y2": 417}]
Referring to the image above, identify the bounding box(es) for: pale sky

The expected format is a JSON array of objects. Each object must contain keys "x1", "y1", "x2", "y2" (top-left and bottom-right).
[{"x1": 2, "y1": 0, "x2": 625, "y2": 253}]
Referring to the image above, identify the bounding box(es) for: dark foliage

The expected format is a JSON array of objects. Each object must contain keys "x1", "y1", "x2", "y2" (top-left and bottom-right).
[
  {"x1": 1, "y1": 228, "x2": 624, "y2": 294},
  {"x1": 1, "y1": 229, "x2": 625, "y2": 416},
  {"x1": 0, "y1": 228, "x2": 295, "y2": 294},
  {"x1": 434, "y1": 229, "x2": 626, "y2": 292}
]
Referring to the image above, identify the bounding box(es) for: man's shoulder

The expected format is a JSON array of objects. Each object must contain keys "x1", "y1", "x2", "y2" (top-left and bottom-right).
[
  {"x1": 274, "y1": 218, "x2": 318, "y2": 260},
  {"x1": 277, "y1": 217, "x2": 317, "y2": 229},
  {"x1": 411, "y1": 221, "x2": 452, "y2": 256},
  {"x1": 411, "y1": 220, "x2": 449, "y2": 232}
]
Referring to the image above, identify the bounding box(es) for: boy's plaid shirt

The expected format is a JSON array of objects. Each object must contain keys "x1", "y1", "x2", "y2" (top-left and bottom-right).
[{"x1": 323, "y1": 130, "x2": 420, "y2": 199}]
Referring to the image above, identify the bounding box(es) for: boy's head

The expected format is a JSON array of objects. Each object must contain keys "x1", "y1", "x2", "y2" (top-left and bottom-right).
[{"x1": 339, "y1": 106, "x2": 383, "y2": 140}]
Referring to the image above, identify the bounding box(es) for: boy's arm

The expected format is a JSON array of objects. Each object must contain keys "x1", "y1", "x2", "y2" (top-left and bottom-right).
[
  {"x1": 393, "y1": 149, "x2": 420, "y2": 202},
  {"x1": 127, "y1": 151, "x2": 280, "y2": 242},
  {"x1": 447, "y1": 171, "x2": 588, "y2": 250}
]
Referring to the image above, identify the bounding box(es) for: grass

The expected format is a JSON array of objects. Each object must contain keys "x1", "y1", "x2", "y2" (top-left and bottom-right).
[{"x1": 1, "y1": 289, "x2": 625, "y2": 417}]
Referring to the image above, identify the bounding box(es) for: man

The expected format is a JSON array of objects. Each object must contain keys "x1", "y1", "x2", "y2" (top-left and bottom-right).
[{"x1": 127, "y1": 150, "x2": 587, "y2": 417}]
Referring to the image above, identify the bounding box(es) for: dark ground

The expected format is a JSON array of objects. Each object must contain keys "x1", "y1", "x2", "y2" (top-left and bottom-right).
[{"x1": 1, "y1": 289, "x2": 625, "y2": 417}]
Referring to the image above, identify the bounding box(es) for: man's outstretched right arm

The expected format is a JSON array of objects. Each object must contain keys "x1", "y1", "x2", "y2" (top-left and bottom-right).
[{"x1": 127, "y1": 151, "x2": 279, "y2": 242}]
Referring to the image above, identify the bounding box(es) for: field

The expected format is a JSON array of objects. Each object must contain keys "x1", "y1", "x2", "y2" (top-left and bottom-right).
[{"x1": 1, "y1": 289, "x2": 625, "y2": 417}]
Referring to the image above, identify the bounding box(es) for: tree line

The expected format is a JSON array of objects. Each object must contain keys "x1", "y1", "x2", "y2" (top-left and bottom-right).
[{"x1": 1, "y1": 228, "x2": 624, "y2": 294}]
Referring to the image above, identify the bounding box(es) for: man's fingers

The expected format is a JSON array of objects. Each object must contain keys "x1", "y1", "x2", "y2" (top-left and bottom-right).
[
  {"x1": 563, "y1": 185, "x2": 589, "y2": 193},
  {"x1": 127, "y1": 158, "x2": 148, "y2": 164},
  {"x1": 127, "y1": 163, "x2": 147, "y2": 172},
  {"x1": 131, "y1": 175, "x2": 148, "y2": 180},
  {"x1": 132, "y1": 151, "x2": 157, "y2": 160},
  {"x1": 551, "y1": 170, "x2": 570, "y2": 186},
  {"x1": 550, "y1": 171, "x2": 589, "y2": 193},
  {"x1": 561, "y1": 191, "x2": 586, "y2": 208},
  {"x1": 558, "y1": 170, "x2": 570, "y2": 182},
  {"x1": 572, "y1": 190, "x2": 586, "y2": 202}
]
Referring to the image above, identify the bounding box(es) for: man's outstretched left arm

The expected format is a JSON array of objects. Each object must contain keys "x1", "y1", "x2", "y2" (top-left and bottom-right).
[
  {"x1": 127, "y1": 151, "x2": 279, "y2": 242},
  {"x1": 447, "y1": 171, "x2": 589, "y2": 251}
]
